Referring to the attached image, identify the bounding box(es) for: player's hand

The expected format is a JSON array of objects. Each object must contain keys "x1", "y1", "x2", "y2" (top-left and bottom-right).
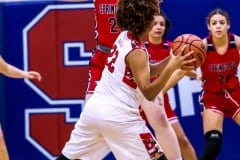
[
  {"x1": 26, "y1": 71, "x2": 42, "y2": 81},
  {"x1": 168, "y1": 46, "x2": 195, "y2": 71}
]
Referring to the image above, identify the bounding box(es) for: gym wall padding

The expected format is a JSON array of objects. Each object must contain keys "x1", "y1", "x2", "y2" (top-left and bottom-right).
[{"x1": 0, "y1": 0, "x2": 240, "y2": 159}]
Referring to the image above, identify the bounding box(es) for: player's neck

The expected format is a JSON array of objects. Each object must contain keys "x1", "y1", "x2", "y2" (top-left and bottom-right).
[
  {"x1": 212, "y1": 34, "x2": 228, "y2": 47},
  {"x1": 148, "y1": 36, "x2": 162, "y2": 45},
  {"x1": 138, "y1": 31, "x2": 149, "y2": 43}
]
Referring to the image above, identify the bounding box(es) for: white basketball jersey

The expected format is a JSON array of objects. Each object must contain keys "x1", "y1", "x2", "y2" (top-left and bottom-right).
[{"x1": 94, "y1": 31, "x2": 147, "y2": 109}]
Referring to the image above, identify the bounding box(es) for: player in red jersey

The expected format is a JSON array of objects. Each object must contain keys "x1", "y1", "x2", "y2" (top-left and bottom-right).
[
  {"x1": 141, "y1": 11, "x2": 197, "y2": 160},
  {"x1": 198, "y1": 8, "x2": 240, "y2": 160},
  {"x1": 85, "y1": 0, "x2": 120, "y2": 100},
  {"x1": 0, "y1": 55, "x2": 41, "y2": 160}
]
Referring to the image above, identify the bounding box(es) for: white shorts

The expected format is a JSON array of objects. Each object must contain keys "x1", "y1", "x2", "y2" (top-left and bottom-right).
[{"x1": 61, "y1": 95, "x2": 161, "y2": 160}]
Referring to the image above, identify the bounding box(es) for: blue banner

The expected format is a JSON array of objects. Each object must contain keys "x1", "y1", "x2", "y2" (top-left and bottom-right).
[{"x1": 1, "y1": 0, "x2": 240, "y2": 159}]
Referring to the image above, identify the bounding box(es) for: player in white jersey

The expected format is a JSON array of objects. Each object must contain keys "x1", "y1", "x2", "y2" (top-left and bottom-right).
[{"x1": 56, "y1": 0, "x2": 195, "y2": 159}]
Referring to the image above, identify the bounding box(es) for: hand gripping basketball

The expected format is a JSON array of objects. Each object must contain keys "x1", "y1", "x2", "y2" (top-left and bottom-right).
[{"x1": 172, "y1": 34, "x2": 206, "y2": 69}]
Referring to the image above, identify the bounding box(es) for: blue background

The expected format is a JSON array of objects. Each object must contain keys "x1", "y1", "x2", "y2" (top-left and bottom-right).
[{"x1": 0, "y1": 0, "x2": 240, "y2": 159}]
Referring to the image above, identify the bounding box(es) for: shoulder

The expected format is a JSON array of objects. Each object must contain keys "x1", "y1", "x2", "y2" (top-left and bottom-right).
[
  {"x1": 165, "y1": 40, "x2": 172, "y2": 47},
  {"x1": 128, "y1": 48, "x2": 146, "y2": 58},
  {"x1": 126, "y1": 48, "x2": 148, "y2": 68},
  {"x1": 233, "y1": 34, "x2": 240, "y2": 50},
  {"x1": 202, "y1": 38, "x2": 208, "y2": 50},
  {"x1": 127, "y1": 48, "x2": 147, "y2": 62}
]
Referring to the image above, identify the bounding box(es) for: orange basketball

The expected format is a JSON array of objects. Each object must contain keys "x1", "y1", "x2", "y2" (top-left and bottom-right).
[{"x1": 172, "y1": 34, "x2": 206, "y2": 69}]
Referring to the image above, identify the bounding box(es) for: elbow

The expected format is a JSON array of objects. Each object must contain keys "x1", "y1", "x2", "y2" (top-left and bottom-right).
[
  {"x1": 143, "y1": 94, "x2": 156, "y2": 101},
  {"x1": 140, "y1": 88, "x2": 160, "y2": 101}
]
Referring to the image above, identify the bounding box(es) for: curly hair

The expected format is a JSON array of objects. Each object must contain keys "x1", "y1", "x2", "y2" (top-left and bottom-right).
[{"x1": 116, "y1": 0, "x2": 159, "y2": 37}]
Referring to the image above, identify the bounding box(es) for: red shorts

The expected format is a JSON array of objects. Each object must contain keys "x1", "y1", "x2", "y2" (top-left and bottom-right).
[
  {"x1": 140, "y1": 93, "x2": 178, "y2": 124},
  {"x1": 86, "y1": 49, "x2": 110, "y2": 94},
  {"x1": 200, "y1": 85, "x2": 240, "y2": 118},
  {"x1": 163, "y1": 94, "x2": 178, "y2": 123}
]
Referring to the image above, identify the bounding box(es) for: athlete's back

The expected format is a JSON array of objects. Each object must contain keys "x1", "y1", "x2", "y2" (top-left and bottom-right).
[{"x1": 95, "y1": 31, "x2": 146, "y2": 109}]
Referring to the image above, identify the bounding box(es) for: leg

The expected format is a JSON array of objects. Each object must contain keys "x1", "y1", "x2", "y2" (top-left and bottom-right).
[
  {"x1": 163, "y1": 93, "x2": 196, "y2": 160},
  {"x1": 171, "y1": 121, "x2": 197, "y2": 160},
  {"x1": 58, "y1": 102, "x2": 110, "y2": 160},
  {"x1": 200, "y1": 109, "x2": 224, "y2": 160},
  {"x1": 141, "y1": 97, "x2": 182, "y2": 160},
  {"x1": 0, "y1": 126, "x2": 9, "y2": 160},
  {"x1": 233, "y1": 110, "x2": 240, "y2": 125},
  {"x1": 102, "y1": 118, "x2": 162, "y2": 159}
]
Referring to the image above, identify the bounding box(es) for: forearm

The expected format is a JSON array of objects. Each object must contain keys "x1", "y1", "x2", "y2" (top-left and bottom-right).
[
  {"x1": 162, "y1": 69, "x2": 199, "y2": 93},
  {"x1": 142, "y1": 65, "x2": 175, "y2": 101},
  {"x1": 2, "y1": 64, "x2": 27, "y2": 78},
  {"x1": 162, "y1": 69, "x2": 186, "y2": 94}
]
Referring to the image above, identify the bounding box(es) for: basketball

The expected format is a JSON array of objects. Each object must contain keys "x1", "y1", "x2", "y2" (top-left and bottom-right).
[{"x1": 172, "y1": 34, "x2": 206, "y2": 69}]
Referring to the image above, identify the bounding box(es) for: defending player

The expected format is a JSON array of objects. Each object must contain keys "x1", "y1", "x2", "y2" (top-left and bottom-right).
[
  {"x1": 141, "y1": 11, "x2": 197, "y2": 160},
  {"x1": 198, "y1": 8, "x2": 240, "y2": 160}
]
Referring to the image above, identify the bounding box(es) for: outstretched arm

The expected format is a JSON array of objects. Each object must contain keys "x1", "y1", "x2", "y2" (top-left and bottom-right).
[
  {"x1": 162, "y1": 69, "x2": 198, "y2": 94},
  {"x1": 0, "y1": 56, "x2": 41, "y2": 81},
  {"x1": 127, "y1": 47, "x2": 195, "y2": 101}
]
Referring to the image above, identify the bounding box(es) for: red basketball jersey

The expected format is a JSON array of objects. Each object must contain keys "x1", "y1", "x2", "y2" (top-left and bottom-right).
[
  {"x1": 146, "y1": 40, "x2": 177, "y2": 121},
  {"x1": 146, "y1": 40, "x2": 172, "y2": 63},
  {"x1": 201, "y1": 33, "x2": 239, "y2": 92},
  {"x1": 94, "y1": 0, "x2": 120, "y2": 47}
]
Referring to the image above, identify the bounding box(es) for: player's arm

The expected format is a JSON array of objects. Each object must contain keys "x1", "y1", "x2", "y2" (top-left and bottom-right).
[
  {"x1": 0, "y1": 55, "x2": 41, "y2": 81},
  {"x1": 162, "y1": 69, "x2": 186, "y2": 94},
  {"x1": 127, "y1": 48, "x2": 171, "y2": 101},
  {"x1": 126, "y1": 49, "x2": 155, "y2": 100},
  {"x1": 149, "y1": 55, "x2": 170, "y2": 76},
  {"x1": 127, "y1": 48, "x2": 194, "y2": 101},
  {"x1": 202, "y1": 38, "x2": 208, "y2": 52},
  {"x1": 150, "y1": 47, "x2": 195, "y2": 77},
  {"x1": 162, "y1": 69, "x2": 199, "y2": 93}
]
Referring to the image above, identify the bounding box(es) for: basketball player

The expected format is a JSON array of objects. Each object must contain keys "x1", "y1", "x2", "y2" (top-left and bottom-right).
[
  {"x1": 198, "y1": 8, "x2": 240, "y2": 160},
  {"x1": 56, "y1": 0, "x2": 195, "y2": 159},
  {"x1": 0, "y1": 55, "x2": 41, "y2": 160},
  {"x1": 141, "y1": 11, "x2": 197, "y2": 160},
  {"x1": 167, "y1": 8, "x2": 240, "y2": 160},
  {"x1": 85, "y1": 0, "x2": 120, "y2": 101},
  {"x1": 85, "y1": 0, "x2": 183, "y2": 159}
]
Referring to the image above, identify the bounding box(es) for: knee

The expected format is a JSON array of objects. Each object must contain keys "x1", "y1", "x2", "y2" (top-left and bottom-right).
[
  {"x1": 147, "y1": 107, "x2": 169, "y2": 129},
  {"x1": 152, "y1": 110, "x2": 169, "y2": 128},
  {"x1": 204, "y1": 130, "x2": 222, "y2": 149},
  {"x1": 200, "y1": 130, "x2": 222, "y2": 160}
]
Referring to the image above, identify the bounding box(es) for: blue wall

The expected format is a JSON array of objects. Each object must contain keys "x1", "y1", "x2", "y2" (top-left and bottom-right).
[
  {"x1": 1, "y1": 0, "x2": 240, "y2": 159},
  {"x1": 0, "y1": 3, "x2": 6, "y2": 133}
]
